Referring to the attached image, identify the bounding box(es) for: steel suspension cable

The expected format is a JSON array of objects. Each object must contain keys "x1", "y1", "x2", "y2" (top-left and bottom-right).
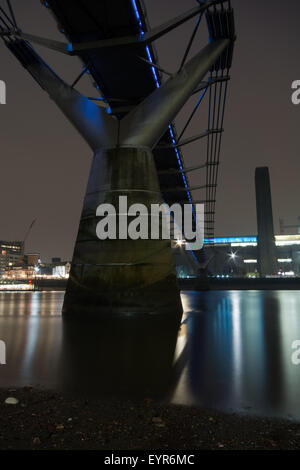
[{"x1": 211, "y1": 67, "x2": 229, "y2": 221}]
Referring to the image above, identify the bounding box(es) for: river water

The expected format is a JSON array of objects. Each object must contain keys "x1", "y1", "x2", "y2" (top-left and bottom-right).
[{"x1": 0, "y1": 290, "x2": 300, "y2": 420}]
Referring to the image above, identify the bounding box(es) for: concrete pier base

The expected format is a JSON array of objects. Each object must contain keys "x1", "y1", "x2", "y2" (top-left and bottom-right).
[{"x1": 63, "y1": 147, "x2": 182, "y2": 318}]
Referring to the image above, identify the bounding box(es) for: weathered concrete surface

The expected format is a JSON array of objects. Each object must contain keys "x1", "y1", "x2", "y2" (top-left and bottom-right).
[{"x1": 63, "y1": 147, "x2": 182, "y2": 317}]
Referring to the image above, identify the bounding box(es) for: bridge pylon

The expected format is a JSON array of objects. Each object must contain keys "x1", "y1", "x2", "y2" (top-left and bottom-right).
[{"x1": 2, "y1": 18, "x2": 229, "y2": 317}]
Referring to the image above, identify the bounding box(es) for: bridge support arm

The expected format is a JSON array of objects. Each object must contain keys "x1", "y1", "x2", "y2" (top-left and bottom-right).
[
  {"x1": 120, "y1": 39, "x2": 229, "y2": 149},
  {"x1": 5, "y1": 39, "x2": 117, "y2": 150},
  {"x1": 3, "y1": 34, "x2": 229, "y2": 320}
]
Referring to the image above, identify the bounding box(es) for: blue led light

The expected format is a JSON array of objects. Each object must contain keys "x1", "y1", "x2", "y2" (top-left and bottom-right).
[
  {"x1": 204, "y1": 236, "x2": 258, "y2": 245},
  {"x1": 145, "y1": 46, "x2": 160, "y2": 89},
  {"x1": 131, "y1": 0, "x2": 200, "y2": 261},
  {"x1": 168, "y1": 125, "x2": 193, "y2": 201},
  {"x1": 131, "y1": 0, "x2": 143, "y2": 31},
  {"x1": 130, "y1": 1, "x2": 186, "y2": 181}
]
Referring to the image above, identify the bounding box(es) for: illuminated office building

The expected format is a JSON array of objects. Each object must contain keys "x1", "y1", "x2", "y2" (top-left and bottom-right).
[
  {"x1": 0, "y1": 241, "x2": 23, "y2": 274},
  {"x1": 204, "y1": 235, "x2": 300, "y2": 277}
]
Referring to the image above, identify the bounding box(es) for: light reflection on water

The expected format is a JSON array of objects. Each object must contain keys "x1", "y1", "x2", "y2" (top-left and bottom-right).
[
  {"x1": 0, "y1": 290, "x2": 300, "y2": 419},
  {"x1": 175, "y1": 290, "x2": 300, "y2": 419},
  {"x1": 0, "y1": 292, "x2": 63, "y2": 387}
]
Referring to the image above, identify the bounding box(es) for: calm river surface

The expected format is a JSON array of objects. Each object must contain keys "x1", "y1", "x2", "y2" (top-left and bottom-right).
[{"x1": 0, "y1": 290, "x2": 300, "y2": 420}]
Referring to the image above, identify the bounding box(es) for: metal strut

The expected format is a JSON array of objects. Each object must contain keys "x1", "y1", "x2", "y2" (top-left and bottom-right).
[
  {"x1": 8, "y1": 1, "x2": 230, "y2": 55},
  {"x1": 0, "y1": 0, "x2": 235, "y2": 243}
]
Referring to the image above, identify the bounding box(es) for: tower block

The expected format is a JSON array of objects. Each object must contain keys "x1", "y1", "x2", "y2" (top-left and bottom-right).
[{"x1": 255, "y1": 167, "x2": 277, "y2": 277}]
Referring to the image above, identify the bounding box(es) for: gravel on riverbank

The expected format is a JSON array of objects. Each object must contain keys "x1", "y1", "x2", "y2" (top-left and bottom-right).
[{"x1": 0, "y1": 388, "x2": 300, "y2": 450}]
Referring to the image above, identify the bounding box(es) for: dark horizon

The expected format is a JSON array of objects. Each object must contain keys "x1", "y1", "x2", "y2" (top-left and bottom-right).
[{"x1": 0, "y1": 0, "x2": 299, "y2": 262}]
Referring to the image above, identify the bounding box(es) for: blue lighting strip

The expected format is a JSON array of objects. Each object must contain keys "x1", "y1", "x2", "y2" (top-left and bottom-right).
[
  {"x1": 145, "y1": 46, "x2": 160, "y2": 89},
  {"x1": 131, "y1": 0, "x2": 143, "y2": 31},
  {"x1": 205, "y1": 236, "x2": 258, "y2": 245},
  {"x1": 131, "y1": 0, "x2": 200, "y2": 263},
  {"x1": 130, "y1": 0, "x2": 192, "y2": 201}
]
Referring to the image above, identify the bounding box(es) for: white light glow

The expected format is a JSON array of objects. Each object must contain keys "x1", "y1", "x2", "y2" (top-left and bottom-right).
[
  {"x1": 231, "y1": 243, "x2": 257, "y2": 247},
  {"x1": 278, "y1": 271, "x2": 295, "y2": 277},
  {"x1": 0, "y1": 284, "x2": 34, "y2": 291},
  {"x1": 276, "y1": 241, "x2": 300, "y2": 246}
]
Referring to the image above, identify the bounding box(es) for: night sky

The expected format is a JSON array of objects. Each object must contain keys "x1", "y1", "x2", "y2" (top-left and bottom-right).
[{"x1": 0, "y1": 0, "x2": 299, "y2": 262}]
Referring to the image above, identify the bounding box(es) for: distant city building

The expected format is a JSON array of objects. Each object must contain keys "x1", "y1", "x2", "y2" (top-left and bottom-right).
[
  {"x1": 0, "y1": 240, "x2": 23, "y2": 274},
  {"x1": 26, "y1": 253, "x2": 40, "y2": 267},
  {"x1": 39, "y1": 263, "x2": 52, "y2": 276},
  {"x1": 2, "y1": 265, "x2": 36, "y2": 279},
  {"x1": 205, "y1": 235, "x2": 300, "y2": 278},
  {"x1": 3, "y1": 260, "x2": 71, "y2": 280},
  {"x1": 0, "y1": 243, "x2": 71, "y2": 279},
  {"x1": 52, "y1": 262, "x2": 71, "y2": 278},
  {"x1": 255, "y1": 167, "x2": 277, "y2": 276}
]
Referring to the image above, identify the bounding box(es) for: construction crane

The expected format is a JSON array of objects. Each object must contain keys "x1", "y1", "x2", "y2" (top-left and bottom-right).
[{"x1": 21, "y1": 219, "x2": 37, "y2": 254}]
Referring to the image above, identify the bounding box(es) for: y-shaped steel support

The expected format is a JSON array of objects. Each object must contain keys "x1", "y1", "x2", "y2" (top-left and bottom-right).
[{"x1": 4, "y1": 36, "x2": 229, "y2": 317}]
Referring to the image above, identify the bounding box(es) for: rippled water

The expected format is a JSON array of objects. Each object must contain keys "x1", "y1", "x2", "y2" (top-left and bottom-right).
[{"x1": 0, "y1": 290, "x2": 300, "y2": 419}]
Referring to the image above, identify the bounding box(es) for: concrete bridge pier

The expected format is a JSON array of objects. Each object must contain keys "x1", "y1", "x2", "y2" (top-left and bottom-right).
[
  {"x1": 4, "y1": 35, "x2": 229, "y2": 318},
  {"x1": 63, "y1": 146, "x2": 181, "y2": 317}
]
